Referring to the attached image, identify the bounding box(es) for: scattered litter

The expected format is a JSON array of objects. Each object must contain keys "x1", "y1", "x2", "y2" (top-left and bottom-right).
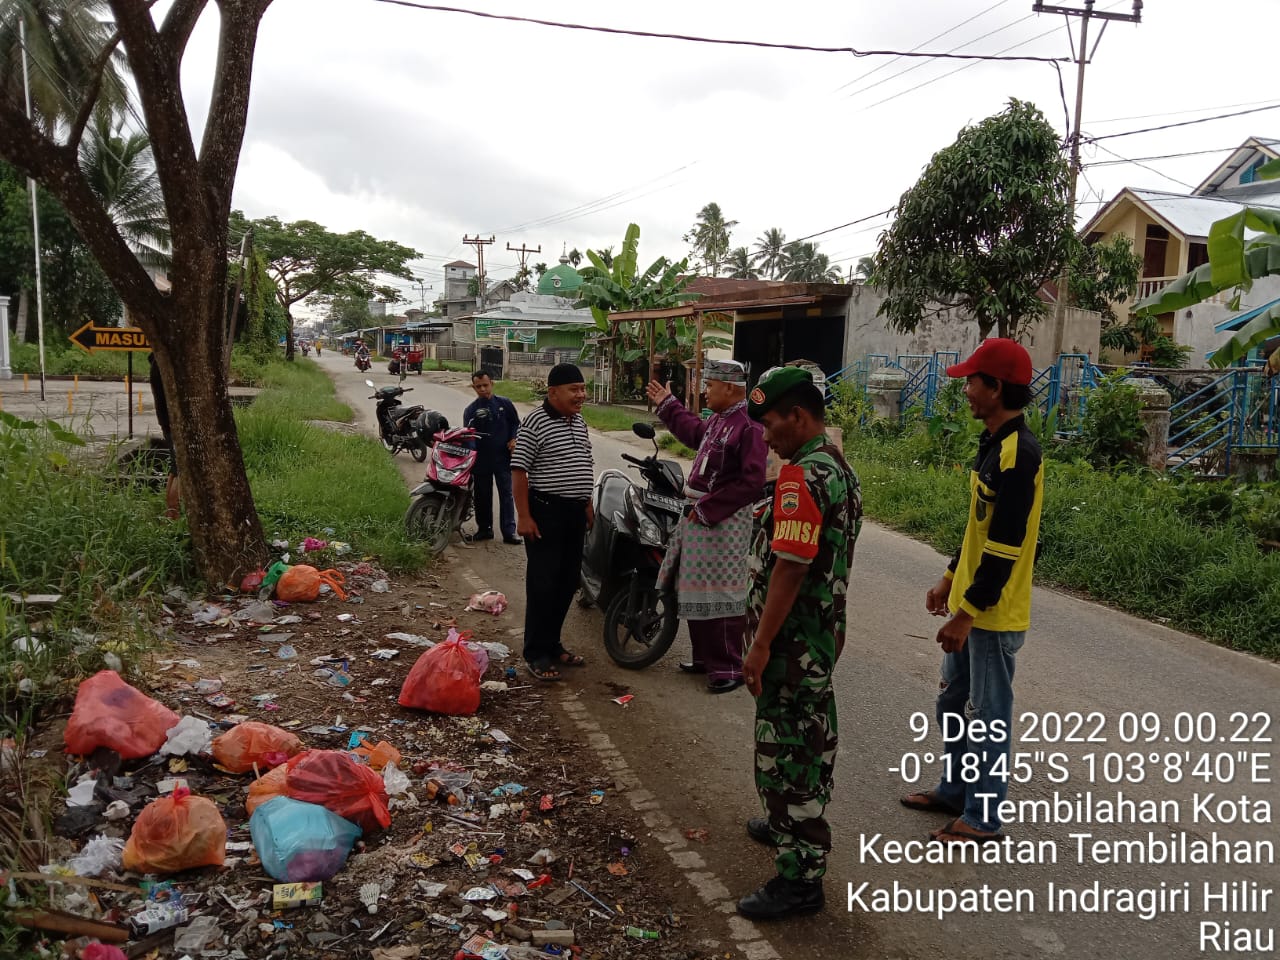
[
  {"x1": 273, "y1": 881, "x2": 323, "y2": 909},
  {"x1": 385, "y1": 631, "x2": 433, "y2": 647},
  {"x1": 465, "y1": 590, "x2": 508, "y2": 615},
  {"x1": 625, "y1": 926, "x2": 661, "y2": 940},
  {"x1": 612, "y1": 694, "x2": 635, "y2": 706},
  {"x1": 155, "y1": 777, "x2": 188, "y2": 795},
  {"x1": 370, "y1": 579, "x2": 390, "y2": 593},
  {"x1": 128, "y1": 897, "x2": 189, "y2": 937},
  {"x1": 491, "y1": 782, "x2": 525, "y2": 797},
  {"x1": 461, "y1": 886, "x2": 498, "y2": 901},
  {"x1": 205, "y1": 692, "x2": 236, "y2": 710},
  {"x1": 211, "y1": 721, "x2": 304, "y2": 773},
  {"x1": 476, "y1": 641, "x2": 512, "y2": 660},
  {"x1": 274, "y1": 614, "x2": 304, "y2": 625},
  {"x1": 527, "y1": 848, "x2": 557, "y2": 865},
  {"x1": 190, "y1": 603, "x2": 229, "y2": 624},
  {"x1": 103, "y1": 799, "x2": 130, "y2": 821},
  {"x1": 382, "y1": 764, "x2": 411, "y2": 797},
  {"x1": 589, "y1": 790, "x2": 605, "y2": 805},
  {"x1": 69, "y1": 834, "x2": 125, "y2": 876},
  {"x1": 173, "y1": 914, "x2": 221, "y2": 954},
  {"x1": 301, "y1": 537, "x2": 328, "y2": 553},
  {"x1": 278, "y1": 564, "x2": 347, "y2": 601},
  {"x1": 232, "y1": 600, "x2": 277, "y2": 623},
  {"x1": 607, "y1": 862, "x2": 628, "y2": 876},
  {"x1": 684, "y1": 827, "x2": 710, "y2": 842},
  {"x1": 193, "y1": 678, "x2": 223, "y2": 695},
  {"x1": 65, "y1": 777, "x2": 98, "y2": 807},
  {"x1": 480, "y1": 681, "x2": 509, "y2": 692},
  {"x1": 371, "y1": 648, "x2": 400, "y2": 660},
  {"x1": 276, "y1": 644, "x2": 298, "y2": 659},
  {"x1": 360, "y1": 881, "x2": 381, "y2": 913},
  {"x1": 399, "y1": 629, "x2": 487, "y2": 716},
  {"x1": 331, "y1": 541, "x2": 352, "y2": 556},
  {"x1": 160, "y1": 716, "x2": 213, "y2": 757}
]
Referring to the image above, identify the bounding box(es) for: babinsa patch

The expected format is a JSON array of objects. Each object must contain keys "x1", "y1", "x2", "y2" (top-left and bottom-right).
[{"x1": 750, "y1": 387, "x2": 766, "y2": 405}]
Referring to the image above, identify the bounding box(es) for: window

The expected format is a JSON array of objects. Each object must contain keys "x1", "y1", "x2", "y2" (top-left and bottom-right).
[
  {"x1": 1240, "y1": 158, "x2": 1266, "y2": 184},
  {"x1": 1188, "y1": 242, "x2": 1210, "y2": 271}
]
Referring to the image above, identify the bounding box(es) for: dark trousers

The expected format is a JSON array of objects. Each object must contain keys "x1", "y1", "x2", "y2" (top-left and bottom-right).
[
  {"x1": 473, "y1": 462, "x2": 516, "y2": 538},
  {"x1": 523, "y1": 490, "x2": 588, "y2": 666}
]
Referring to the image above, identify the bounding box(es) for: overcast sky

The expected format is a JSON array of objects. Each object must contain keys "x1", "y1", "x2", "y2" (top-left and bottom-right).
[{"x1": 176, "y1": 0, "x2": 1280, "y2": 310}]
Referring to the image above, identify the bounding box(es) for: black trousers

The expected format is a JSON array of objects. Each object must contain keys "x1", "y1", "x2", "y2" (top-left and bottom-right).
[{"x1": 524, "y1": 490, "x2": 588, "y2": 666}]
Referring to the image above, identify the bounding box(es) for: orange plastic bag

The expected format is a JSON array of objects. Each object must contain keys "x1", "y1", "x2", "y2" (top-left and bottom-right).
[
  {"x1": 246, "y1": 761, "x2": 290, "y2": 816},
  {"x1": 283, "y1": 750, "x2": 390, "y2": 833},
  {"x1": 122, "y1": 787, "x2": 226, "y2": 874},
  {"x1": 211, "y1": 722, "x2": 305, "y2": 774},
  {"x1": 398, "y1": 632, "x2": 486, "y2": 716},
  {"x1": 353, "y1": 740, "x2": 401, "y2": 771},
  {"x1": 276, "y1": 565, "x2": 347, "y2": 602},
  {"x1": 64, "y1": 670, "x2": 180, "y2": 759}
]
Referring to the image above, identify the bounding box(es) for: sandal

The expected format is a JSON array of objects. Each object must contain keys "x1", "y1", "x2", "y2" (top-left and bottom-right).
[
  {"x1": 929, "y1": 819, "x2": 1003, "y2": 844},
  {"x1": 555, "y1": 650, "x2": 586, "y2": 667},
  {"x1": 527, "y1": 662, "x2": 563, "y2": 682},
  {"x1": 900, "y1": 791, "x2": 960, "y2": 814}
]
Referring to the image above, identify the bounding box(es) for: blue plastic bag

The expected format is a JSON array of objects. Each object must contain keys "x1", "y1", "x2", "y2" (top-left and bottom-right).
[{"x1": 249, "y1": 796, "x2": 362, "y2": 881}]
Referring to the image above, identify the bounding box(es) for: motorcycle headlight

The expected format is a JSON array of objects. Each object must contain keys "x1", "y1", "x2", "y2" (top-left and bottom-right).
[{"x1": 624, "y1": 486, "x2": 664, "y2": 547}]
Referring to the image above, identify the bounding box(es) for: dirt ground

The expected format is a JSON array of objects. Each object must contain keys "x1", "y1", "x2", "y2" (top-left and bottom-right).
[{"x1": 13, "y1": 555, "x2": 722, "y2": 960}]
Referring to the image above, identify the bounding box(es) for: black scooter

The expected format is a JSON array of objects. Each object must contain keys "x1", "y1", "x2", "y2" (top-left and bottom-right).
[
  {"x1": 580, "y1": 422, "x2": 686, "y2": 668},
  {"x1": 366, "y1": 379, "x2": 446, "y2": 463}
]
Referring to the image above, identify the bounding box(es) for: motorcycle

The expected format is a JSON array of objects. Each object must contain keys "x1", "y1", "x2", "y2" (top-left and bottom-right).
[
  {"x1": 355, "y1": 351, "x2": 371, "y2": 372},
  {"x1": 404, "y1": 425, "x2": 480, "y2": 556},
  {"x1": 365, "y1": 378, "x2": 446, "y2": 463},
  {"x1": 580, "y1": 421, "x2": 685, "y2": 669}
]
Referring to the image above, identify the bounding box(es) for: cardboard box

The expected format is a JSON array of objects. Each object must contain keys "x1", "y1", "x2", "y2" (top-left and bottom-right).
[{"x1": 272, "y1": 882, "x2": 322, "y2": 909}]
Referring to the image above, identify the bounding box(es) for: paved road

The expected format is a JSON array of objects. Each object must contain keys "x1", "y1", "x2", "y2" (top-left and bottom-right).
[{"x1": 322, "y1": 353, "x2": 1280, "y2": 960}]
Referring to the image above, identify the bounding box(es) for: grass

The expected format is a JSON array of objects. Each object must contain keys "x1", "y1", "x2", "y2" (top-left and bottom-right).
[
  {"x1": 235, "y1": 358, "x2": 426, "y2": 573},
  {"x1": 582, "y1": 403, "x2": 654, "y2": 433},
  {"x1": 493, "y1": 380, "x2": 537, "y2": 403},
  {"x1": 658, "y1": 433, "x2": 697, "y2": 458},
  {"x1": 839, "y1": 418, "x2": 1280, "y2": 659},
  {"x1": 11, "y1": 340, "x2": 279, "y2": 385}
]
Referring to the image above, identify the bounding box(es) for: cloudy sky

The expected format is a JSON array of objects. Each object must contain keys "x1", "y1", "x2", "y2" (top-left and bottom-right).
[{"x1": 175, "y1": 0, "x2": 1280, "y2": 308}]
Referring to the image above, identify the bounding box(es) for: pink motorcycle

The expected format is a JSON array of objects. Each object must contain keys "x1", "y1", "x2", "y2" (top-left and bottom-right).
[{"x1": 405, "y1": 425, "x2": 480, "y2": 556}]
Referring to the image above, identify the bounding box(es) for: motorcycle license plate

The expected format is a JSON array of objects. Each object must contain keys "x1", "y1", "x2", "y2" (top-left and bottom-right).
[
  {"x1": 437, "y1": 443, "x2": 470, "y2": 457},
  {"x1": 642, "y1": 491, "x2": 685, "y2": 514}
]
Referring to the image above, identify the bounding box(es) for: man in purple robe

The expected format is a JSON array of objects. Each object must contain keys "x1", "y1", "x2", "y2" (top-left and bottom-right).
[{"x1": 647, "y1": 360, "x2": 768, "y2": 693}]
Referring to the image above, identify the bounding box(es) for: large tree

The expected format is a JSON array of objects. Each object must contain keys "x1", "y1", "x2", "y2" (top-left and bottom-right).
[
  {"x1": 873, "y1": 99, "x2": 1076, "y2": 340},
  {"x1": 724, "y1": 246, "x2": 759, "y2": 280},
  {"x1": 80, "y1": 113, "x2": 169, "y2": 266},
  {"x1": 683, "y1": 201, "x2": 737, "y2": 277},
  {"x1": 780, "y1": 240, "x2": 841, "y2": 283},
  {"x1": 228, "y1": 212, "x2": 418, "y2": 360},
  {"x1": 751, "y1": 227, "x2": 787, "y2": 280},
  {"x1": 0, "y1": 0, "x2": 278, "y2": 585}
]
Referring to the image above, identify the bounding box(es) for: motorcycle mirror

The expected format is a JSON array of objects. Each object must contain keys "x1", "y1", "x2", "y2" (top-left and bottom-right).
[
  {"x1": 365, "y1": 379, "x2": 375, "y2": 388},
  {"x1": 632, "y1": 422, "x2": 656, "y2": 440}
]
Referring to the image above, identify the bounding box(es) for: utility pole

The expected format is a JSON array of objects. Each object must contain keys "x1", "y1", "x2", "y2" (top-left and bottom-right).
[
  {"x1": 1034, "y1": 0, "x2": 1142, "y2": 356},
  {"x1": 413, "y1": 281, "x2": 433, "y2": 311},
  {"x1": 506, "y1": 241, "x2": 541, "y2": 291},
  {"x1": 462, "y1": 234, "x2": 495, "y2": 311}
]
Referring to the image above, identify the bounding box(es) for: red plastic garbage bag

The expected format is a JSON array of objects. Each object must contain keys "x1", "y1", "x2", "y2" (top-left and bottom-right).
[
  {"x1": 211, "y1": 722, "x2": 305, "y2": 774},
  {"x1": 283, "y1": 750, "x2": 390, "y2": 833},
  {"x1": 398, "y1": 630, "x2": 486, "y2": 716},
  {"x1": 64, "y1": 670, "x2": 180, "y2": 760},
  {"x1": 276, "y1": 565, "x2": 347, "y2": 602},
  {"x1": 122, "y1": 787, "x2": 226, "y2": 874}
]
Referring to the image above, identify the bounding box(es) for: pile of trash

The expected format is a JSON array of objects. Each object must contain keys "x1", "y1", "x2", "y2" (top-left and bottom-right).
[{"x1": 4, "y1": 562, "x2": 693, "y2": 960}]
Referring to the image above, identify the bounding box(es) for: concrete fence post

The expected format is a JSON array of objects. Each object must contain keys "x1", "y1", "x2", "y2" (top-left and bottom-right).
[
  {"x1": 0, "y1": 295, "x2": 10, "y2": 379},
  {"x1": 1130, "y1": 377, "x2": 1171, "y2": 470},
  {"x1": 867, "y1": 368, "x2": 908, "y2": 422}
]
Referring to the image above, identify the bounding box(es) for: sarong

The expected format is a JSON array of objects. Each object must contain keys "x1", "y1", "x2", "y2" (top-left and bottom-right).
[{"x1": 657, "y1": 503, "x2": 753, "y2": 621}]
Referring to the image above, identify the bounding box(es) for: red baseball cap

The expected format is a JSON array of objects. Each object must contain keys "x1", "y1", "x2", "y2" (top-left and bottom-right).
[{"x1": 946, "y1": 338, "x2": 1033, "y2": 386}]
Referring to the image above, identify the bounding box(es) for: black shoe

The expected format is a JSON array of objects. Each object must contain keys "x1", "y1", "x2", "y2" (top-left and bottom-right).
[
  {"x1": 737, "y1": 876, "x2": 825, "y2": 920},
  {"x1": 707, "y1": 677, "x2": 744, "y2": 694},
  {"x1": 677, "y1": 662, "x2": 706, "y2": 674},
  {"x1": 503, "y1": 536, "x2": 523, "y2": 545},
  {"x1": 473, "y1": 531, "x2": 494, "y2": 541},
  {"x1": 746, "y1": 817, "x2": 773, "y2": 845}
]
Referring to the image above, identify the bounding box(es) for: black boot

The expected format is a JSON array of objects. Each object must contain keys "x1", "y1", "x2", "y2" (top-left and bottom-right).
[
  {"x1": 746, "y1": 817, "x2": 773, "y2": 845},
  {"x1": 737, "y1": 876, "x2": 824, "y2": 920}
]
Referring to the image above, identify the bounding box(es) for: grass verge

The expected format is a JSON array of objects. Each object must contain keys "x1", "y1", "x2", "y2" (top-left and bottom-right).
[
  {"x1": 494, "y1": 380, "x2": 537, "y2": 403},
  {"x1": 658, "y1": 433, "x2": 697, "y2": 459},
  {"x1": 845, "y1": 442, "x2": 1280, "y2": 659},
  {"x1": 235, "y1": 359, "x2": 426, "y2": 573},
  {"x1": 582, "y1": 403, "x2": 654, "y2": 433},
  {"x1": 12, "y1": 340, "x2": 280, "y2": 386}
]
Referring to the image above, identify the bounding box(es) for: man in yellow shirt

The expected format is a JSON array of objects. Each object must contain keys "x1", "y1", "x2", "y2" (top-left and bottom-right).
[{"x1": 902, "y1": 338, "x2": 1043, "y2": 843}]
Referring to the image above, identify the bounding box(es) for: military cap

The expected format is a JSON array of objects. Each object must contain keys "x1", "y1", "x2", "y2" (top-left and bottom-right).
[{"x1": 747, "y1": 365, "x2": 814, "y2": 420}]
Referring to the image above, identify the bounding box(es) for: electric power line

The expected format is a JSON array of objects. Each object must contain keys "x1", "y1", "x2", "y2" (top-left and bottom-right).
[
  {"x1": 368, "y1": 0, "x2": 1070, "y2": 63},
  {"x1": 1085, "y1": 102, "x2": 1280, "y2": 143},
  {"x1": 1089, "y1": 143, "x2": 1196, "y2": 190},
  {"x1": 1081, "y1": 144, "x2": 1260, "y2": 168},
  {"x1": 1086, "y1": 97, "x2": 1280, "y2": 126},
  {"x1": 791, "y1": 207, "x2": 895, "y2": 245}
]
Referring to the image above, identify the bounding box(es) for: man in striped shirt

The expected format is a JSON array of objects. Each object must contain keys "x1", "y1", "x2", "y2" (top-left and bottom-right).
[{"x1": 511, "y1": 363, "x2": 595, "y2": 681}]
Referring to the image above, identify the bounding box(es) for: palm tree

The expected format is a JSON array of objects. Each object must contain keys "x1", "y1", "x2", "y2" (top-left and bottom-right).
[
  {"x1": 724, "y1": 246, "x2": 759, "y2": 280},
  {"x1": 80, "y1": 113, "x2": 169, "y2": 266},
  {"x1": 1, "y1": 0, "x2": 132, "y2": 339},
  {"x1": 567, "y1": 247, "x2": 582, "y2": 268},
  {"x1": 781, "y1": 241, "x2": 842, "y2": 283},
  {"x1": 592, "y1": 245, "x2": 614, "y2": 269},
  {"x1": 751, "y1": 227, "x2": 787, "y2": 279},
  {"x1": 854, "y1": 256, "x2": 876, "y2": 283},
  {"x1": 683, "y1": 201, "x2": 738, "y2": 276}
]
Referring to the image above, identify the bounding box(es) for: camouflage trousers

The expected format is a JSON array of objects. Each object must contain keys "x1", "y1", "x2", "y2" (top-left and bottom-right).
[{"x1": 754, "y1": 674, "x2": 838, "y2": 881}]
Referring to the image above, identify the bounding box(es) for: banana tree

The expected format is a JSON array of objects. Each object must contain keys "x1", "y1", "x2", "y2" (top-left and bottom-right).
[{"x1": 1134, "y1": 159, "x2": 1280, "y2": 373}]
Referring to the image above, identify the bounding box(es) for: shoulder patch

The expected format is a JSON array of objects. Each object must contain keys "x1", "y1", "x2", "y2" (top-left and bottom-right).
[
  {"x1": 771, "y1": 464, "x2": 822, "y2": 559},
  {"x1": 749, "y1": 387, "x2": 765, "y2": 405}
]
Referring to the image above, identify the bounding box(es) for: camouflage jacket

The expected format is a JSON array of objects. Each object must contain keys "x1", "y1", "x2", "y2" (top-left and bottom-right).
[{"x1": 748, "y1": 435, "x2": 862, "y2": 688}]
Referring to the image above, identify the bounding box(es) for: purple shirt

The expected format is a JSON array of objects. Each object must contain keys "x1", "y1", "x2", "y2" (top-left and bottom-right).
[{"x1": 656, "y1": 395, "x2": 767, "y2": 526}]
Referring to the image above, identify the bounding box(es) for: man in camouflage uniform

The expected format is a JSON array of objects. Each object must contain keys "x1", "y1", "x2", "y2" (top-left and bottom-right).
[{"x1": 738, "y1": 365, "x2": 862, "y2": 920}]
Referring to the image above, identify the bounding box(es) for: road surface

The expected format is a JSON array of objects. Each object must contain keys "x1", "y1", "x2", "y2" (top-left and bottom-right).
[{"x1": 323, "y1": 353, "x2": 1280, "y2": 960}]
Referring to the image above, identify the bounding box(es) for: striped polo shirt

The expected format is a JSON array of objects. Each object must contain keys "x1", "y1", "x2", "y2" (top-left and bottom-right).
[{"x1": 511, "y1": 400, "x2": 594, "y2": 501}]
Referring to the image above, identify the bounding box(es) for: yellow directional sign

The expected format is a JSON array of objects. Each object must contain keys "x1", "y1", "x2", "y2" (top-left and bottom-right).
[{"x1": 69, "y1": 322, "x2": 150, "y2": 353}]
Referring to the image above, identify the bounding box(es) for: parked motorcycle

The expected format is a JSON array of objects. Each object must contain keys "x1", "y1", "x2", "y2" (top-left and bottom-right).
[
  {"x1": 365, "y1": 379, "x2": 446, "y2": 463},
  {"x1": 404, "y1": 425, "x2": 480, "y2": 556},
  {"x1": 579, "y1": 422, "x2": 685, "y2": 668}
]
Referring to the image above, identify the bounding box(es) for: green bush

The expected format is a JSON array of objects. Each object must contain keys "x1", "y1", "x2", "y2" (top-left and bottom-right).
[{"x1": 1077, "y1": 372, "x2": 1146, "y2": 468}]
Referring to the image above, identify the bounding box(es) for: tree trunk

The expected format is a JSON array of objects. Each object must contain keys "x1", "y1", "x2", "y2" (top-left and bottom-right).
[
  {"x1": 285, "y1": 310, "x2": 295, "y2": 361},
  {"x1": 151, "y1": 249, "x2": 267, "y2": 586},
  {"x1": 16, "y1": 287, "x2": 29, "y2": 342}
]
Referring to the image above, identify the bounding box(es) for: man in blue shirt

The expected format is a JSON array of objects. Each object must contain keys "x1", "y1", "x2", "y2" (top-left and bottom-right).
[{"x1": 464, "y1": 372, "x2": 522, "y2": 544}]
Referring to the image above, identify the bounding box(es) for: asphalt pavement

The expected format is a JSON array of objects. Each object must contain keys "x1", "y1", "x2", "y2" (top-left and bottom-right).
[{"x1": 322, "y1": 353, "x2": 1280, "y2": 960}]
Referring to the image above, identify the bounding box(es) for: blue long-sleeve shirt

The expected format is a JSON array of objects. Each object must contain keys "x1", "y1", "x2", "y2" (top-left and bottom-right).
[{"x1": 463, "y1": 395, "x2": 521, "y2": 467}]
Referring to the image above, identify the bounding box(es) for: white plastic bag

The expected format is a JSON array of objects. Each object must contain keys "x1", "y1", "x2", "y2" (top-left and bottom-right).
[
  {"x1": 161, "y1": 716, "x2": 213, "y2": 757},
  {"x1": 69, "y1": 835, "x2": 124, "y2": 876},
  {"x1": 382, "y1": 763, "x2": 411, "y2": 797}
]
